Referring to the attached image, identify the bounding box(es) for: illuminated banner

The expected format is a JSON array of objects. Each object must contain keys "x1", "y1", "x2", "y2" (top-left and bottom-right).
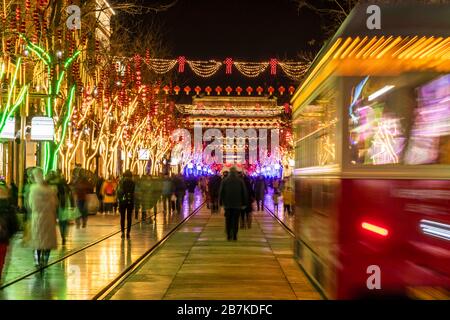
[
  {"x1": 138, "y1": 149, "x2": 150, "y2": 160},
  {"x1": 31, "y1": 117, "x2": 54, "y2": 141},
  {"x1": 0, "y1": 117, "x2": 16, "y2": 140}
]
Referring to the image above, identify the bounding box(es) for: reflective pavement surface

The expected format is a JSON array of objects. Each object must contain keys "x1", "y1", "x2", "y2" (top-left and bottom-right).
[
  {"x1": 108, "y1": 205, "x2": 320, "y2": 300},
  {"x1": 0, "y1": 194, "x2": 204, "y2": 299}
]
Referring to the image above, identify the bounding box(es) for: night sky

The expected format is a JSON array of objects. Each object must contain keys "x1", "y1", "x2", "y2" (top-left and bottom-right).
[
  {"x1": 119, "y1": 0, "x2": 331, "y2": 102},
  {"x1": 139, "y1": 0, "x2": 325, "y2": 60}
]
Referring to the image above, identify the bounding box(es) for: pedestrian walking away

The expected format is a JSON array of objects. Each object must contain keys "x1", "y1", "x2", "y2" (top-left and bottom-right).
[
  {"x1": 219, "y1": 167, "x2": 248, "y2": 241},
  {"x1": 117, "y1": 170, "x2": 135, "y2": 239}
]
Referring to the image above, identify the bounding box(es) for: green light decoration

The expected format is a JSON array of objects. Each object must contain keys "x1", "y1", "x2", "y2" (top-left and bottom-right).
[
  {"x1": 51, "y1": 85, "x2": 76, "y2": 171},
  {"x1": 21, "y1": 34, "x2": 81, "y2": 174},
  {"x1": 0, "y1": 58, "x2": 28, "y2": 134}
]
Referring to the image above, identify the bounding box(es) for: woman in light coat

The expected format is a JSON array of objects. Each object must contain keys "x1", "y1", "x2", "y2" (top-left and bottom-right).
[{"x1": 28, "y1": 168, "x2": 58, "y2": 268}]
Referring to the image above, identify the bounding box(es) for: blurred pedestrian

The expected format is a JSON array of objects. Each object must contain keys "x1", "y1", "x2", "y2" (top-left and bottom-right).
[
  {"x1": 208, "y1": 173, "x2": 222, "y2": 214},
  {"x1": 240, "y1": 173, "x2": 254, "y2": 229},
  {"x1": 28, "y1": 168, "x2": 58, "y2": 268},
  {"x1": 48, "y1": 171, "x2": 73, "y2": 245},
  {"x1": 96, "y1": 175, "x2": 105, "y2": 214},
  {"x1": 219, "y1": 167, "x2": 248, "y2": 241},
  {"x1": 100, "y1": 176, "x2": 117, "y2": 215},
  {"x1": 0, "y1": 179, "x2": 19, "y2": 282},
  {"x1": 117, "y1": 171, "x2": 135, "y2": 239},
  {"x1": 254, "y1": 176, "x2": 266, "y2": 211},
  {"x1": 72, "y1": 172, "x2": 93, "y2": 227},
  {"x1": 282, "y1": 186, "x2": 294, "y2": 215},
  {"x1": 186, "y1": 177, "x2": 197, "y2": 208},
  {"x1": 162, "y1": 175, "x2": 174, "y2": 214},
  {"x1": 173, "y1": 174, "x2": 186, "y2": 213}
]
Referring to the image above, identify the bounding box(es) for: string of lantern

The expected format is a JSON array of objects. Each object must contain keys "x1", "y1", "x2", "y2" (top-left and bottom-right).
[
  {"x1": 154, "y1": 85, "x2": 296, "y2": 96},
  {"x1": 114, "y1": 55, "x2": 308, "y2": 80}
]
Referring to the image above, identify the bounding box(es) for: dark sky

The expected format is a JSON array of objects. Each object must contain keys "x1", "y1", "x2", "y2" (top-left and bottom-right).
[
  {"x1": 119, "y1": 0, "x2": 330, "y2": 103},
  {"x1": 139, "y1": 0, "x2": 324, "y2": 60}
]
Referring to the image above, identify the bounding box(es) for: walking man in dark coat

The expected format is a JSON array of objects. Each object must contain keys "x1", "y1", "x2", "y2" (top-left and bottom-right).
[
  {"x1": 117, "y1": 170, "x2": 135, "y2": 239},
  {"x1": 219, "y1": 167, "x2": 248, "y2": 241}
]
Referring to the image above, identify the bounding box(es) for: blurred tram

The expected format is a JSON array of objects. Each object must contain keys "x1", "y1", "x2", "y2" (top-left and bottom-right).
[{"x1": 291, "y1": 2, "x2": 450, "y2": 299}]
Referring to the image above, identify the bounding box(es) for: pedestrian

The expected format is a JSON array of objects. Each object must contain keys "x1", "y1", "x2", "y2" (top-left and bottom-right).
[
  {"x1": 117, "y1": 170, "x2": 135, "y2": 239},
  {"x1": 208, "y1": 173, "x2": 222, "y2": 214},
  {"x1": 240, "y1": 173, "x2": 254, "y2": 229},
  {"x1": 96, "y1": 175, "x2": 105, "y2": 214},
  {"x1": 219, "y1": 166, "x2": 248, "y2": 241},
  {"x1": 72, "y1": 172, "x2": 93, "y2": 227},
  {"x1": 254, "y1": 176, "x2": 266, "y2": 211},
  {"x1": 48, "y1": 171, "x2": 73, "y2": 245},
  {"x1": 28, "y1": 168, "x2": 58, "y2": 268},
  {"x1": 173, "y1": 174, "x2": 186, "y2": 213},
  {"x1": 272, "y1": 191, "x2": 279, "y2": 212},
  {"x1": 282, "y1": 186, "x2": 294, "y2": 215},
  {"x1": 0, "y1": 179, "x2": 19, "y2": 282},
  {"x1": 100, "y1": 176, "x2": 117, "y2": 215},
  {"x1": 162, "y1": 175, "x2": 174, "y2": 214},
  {"x1": 186, "y1": 177, "x2": 197, "y2": 208}
]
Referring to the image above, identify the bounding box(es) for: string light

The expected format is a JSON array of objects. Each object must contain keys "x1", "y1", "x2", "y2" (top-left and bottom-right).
[
  {"x1": 187, "y1": 60, "x2": 222, "y2": 78},
  {"x1": 147, "y1": 59, "x2": 177, "y2": 74},
  {"x1": 233, "y1": 62, "x2": 269, "y2": 78},
  {"x1": 278, "y1": 62, "x2": 309, "y2": 80}
]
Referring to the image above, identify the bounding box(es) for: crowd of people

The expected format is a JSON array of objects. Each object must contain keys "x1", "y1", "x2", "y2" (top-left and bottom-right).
[{"x1": 0, "y1": 164, "x2": 294, "y2": 282}]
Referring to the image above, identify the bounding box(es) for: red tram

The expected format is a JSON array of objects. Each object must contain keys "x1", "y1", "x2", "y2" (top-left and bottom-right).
[{"x1": 291, "y1": 2, "x2": 450, "y2": 299}]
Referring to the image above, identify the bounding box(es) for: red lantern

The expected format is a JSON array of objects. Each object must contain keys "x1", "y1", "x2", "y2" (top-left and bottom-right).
[
  {"x1": 246, "y1": 86, "x2": 253, "y2": 95},
  {"x1": 184, "y1": 86, "x2": 191, "y2": 95},
  {"x1": 205, "y1": 86, "x2": 212, "y2": 95},
  {"x1": 194, "y1": 86, "x2": 201, "y2": 95},
  {"x1": 256, "y1": 86, "x2": 263, "y2": 95},
  {"x1": 236, "y1": 86, "x2": 242, "y2": 95},
  {"x1": 174, "y1": 86, "x2": 180, "y2": 95},
  {"x1": 278, "y1": 86, "x2": 285, "y2": 95},
  {"x1": 289, "y1": 86, "x2": 296, "y2": 95},
  {"x1": 215, "y1": 86, "x2": 222, "y2": 95},
  {"x1": 163, "y1": 85, "x2": 170, "y2": 94},
  {"x1": 268, "y1": 86, "x2": 275, "y2": 96},
  {"x1": 225, "y1": 86, "x2": 232, "y2": 95}
]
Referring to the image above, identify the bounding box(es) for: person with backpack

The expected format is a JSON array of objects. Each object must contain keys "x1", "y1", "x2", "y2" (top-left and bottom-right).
[
  {"x1": 117, "y1": 171, "x2": 135, "y2": 239},
  {"x1": 101, "y1": 177, "x2": 117, "y2": 215},
  {"x1": 0, "y1": 179, "x2": 19, "y2": 282}
]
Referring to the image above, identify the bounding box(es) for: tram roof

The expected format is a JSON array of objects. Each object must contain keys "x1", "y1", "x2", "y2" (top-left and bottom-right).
[{"x1": 291, "y1": 2, "x2": 450, "y2": 111}]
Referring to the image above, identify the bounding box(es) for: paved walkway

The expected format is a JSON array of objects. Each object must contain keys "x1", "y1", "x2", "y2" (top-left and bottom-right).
[
  {"x1": 0, "y1": 195, "x2": 203, "y2": 299},
  {"x1": 109, "y1": 206, "x2": 320, "y2": 300}
]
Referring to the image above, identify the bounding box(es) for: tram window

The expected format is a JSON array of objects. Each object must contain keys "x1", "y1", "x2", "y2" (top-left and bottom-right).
[
  {"x1": 404, "y1": 74, "x2": 450, "y2": 165},
  {"x1": 295, "y1": 88, "x2": 337, "y2": 168},
  {"x1": 348, "y1": 74, "x2": 450, "y2": 166},
  {"x1": 348, "y1": 77, "x2": 409, "y2": 165}
]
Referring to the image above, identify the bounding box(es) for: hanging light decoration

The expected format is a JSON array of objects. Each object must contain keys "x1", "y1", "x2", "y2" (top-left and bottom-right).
[
  {"x1": 186, "y1": 60, "x2": 222, "y2": 78},
  {"x1": 178, "y1": 56, "x2": 186, "y2": 73},
  {"x1": 234, "y1": 61, "x2": 269, "y2": 77},
  {"x1": 224, "y1": 57, "x2": 233, "y2": 74}
]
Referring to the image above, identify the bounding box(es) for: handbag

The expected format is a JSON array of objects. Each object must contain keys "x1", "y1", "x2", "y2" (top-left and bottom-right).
[{"x1": 58, "y1": 206, "x2": 81, "y2": 221}]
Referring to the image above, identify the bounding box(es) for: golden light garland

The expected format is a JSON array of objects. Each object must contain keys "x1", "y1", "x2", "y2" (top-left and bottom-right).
[
  {"x1": 187, "y1": 60, "x2": 223, "y2": 78},
  {"x1": 278, "y1": 62, "x2": 309, "y2": 80},
  {"x1": 233, "y1": 62, "x2": 269, "y2": 78},
  {"x1": 117, "y1": 56, "x2": 309, "y2": 79},
  {"x1": 147, "y1": 59, "x2": 177, "y2": 74}
]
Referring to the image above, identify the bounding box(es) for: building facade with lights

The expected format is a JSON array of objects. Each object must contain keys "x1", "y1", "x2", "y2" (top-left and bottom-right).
[{"x1": 174, "y1": 96, "x2": 293, "y2": 177}]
